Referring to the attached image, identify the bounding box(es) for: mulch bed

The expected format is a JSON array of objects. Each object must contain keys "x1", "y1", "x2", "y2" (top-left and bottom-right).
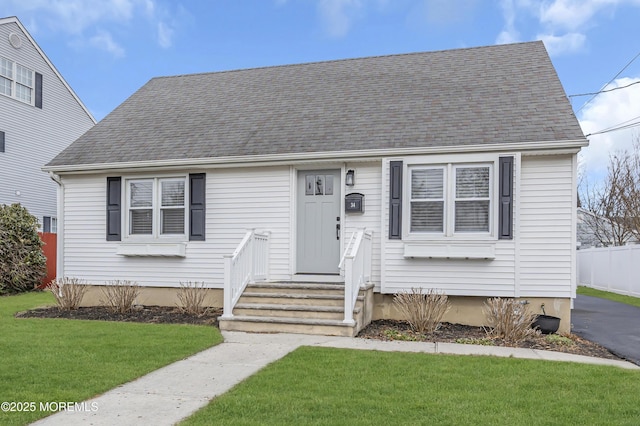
[
  {"x1": 357, "y1": 319, "x2": 623, "y2": 361},
  {"x1": 15, "y1": 306, "x2": 623, "y2": 362}
]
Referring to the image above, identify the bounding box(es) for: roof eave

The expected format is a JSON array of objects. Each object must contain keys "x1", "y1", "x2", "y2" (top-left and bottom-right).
[{"x1": 43, "y1": 138, "x2": 588, "y2": 174}]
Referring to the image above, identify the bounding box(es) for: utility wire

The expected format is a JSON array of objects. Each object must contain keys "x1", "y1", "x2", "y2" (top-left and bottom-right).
[
  {"x1": 586, "y1": 117, "x2": 640, "y2": 137},
  {"x1": 576, "y1": 50, "x2": 640, "y2": 113},
  {"x1": 569, "y1": 80, "x2": 640, "y2": 98}
]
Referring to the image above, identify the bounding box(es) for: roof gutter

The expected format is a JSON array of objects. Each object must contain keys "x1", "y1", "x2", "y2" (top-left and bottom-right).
[
  {"x1": 42, "y1": 138, "x2": 588, "y2": 174},
  {"x1": 48, "y1": 172, "x2": 64, "y2": 279}
]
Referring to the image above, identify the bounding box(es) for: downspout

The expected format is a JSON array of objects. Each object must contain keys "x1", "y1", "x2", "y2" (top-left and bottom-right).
[{"x1": 48, "y1": 172, "x2": 64, "y2": 279}]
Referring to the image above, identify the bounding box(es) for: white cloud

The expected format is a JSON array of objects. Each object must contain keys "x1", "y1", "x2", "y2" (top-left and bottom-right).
[
  {"x1": 5, "y1": 0, "x2": 179, "y2": 55},
  {"x1": 538, "y1": 0, "x2": 616, "y2": 31},
  {"x1": 89, "y1": 30, "x2": 125, "y2": 58},
  {"x1": 578, "y1": 77, "x2": 640, "y2": 177},
  {"x1": 157, "y1": 21, "x2": 173, "y2": 48},
  {"x1": 317, "y1": 0, "x2": 363, "y2": 38},
  {"x1": 538, "y1": 32, "x2": 586, "y2": 55},
  {"x1": 496, "y1": 0, "x2": 520, "y2": 44}
]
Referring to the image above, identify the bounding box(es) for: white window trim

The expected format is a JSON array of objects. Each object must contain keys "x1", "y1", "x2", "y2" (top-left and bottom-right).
[
  {"x1": 123, "y1": 176, "x2": 188, "y2": 242},
  {"x1": 0, "y1": 56, "x2": 35, "y2": 106},
  {"x1": 403, "y1": 154, "x2": 499, "y2": 242}
]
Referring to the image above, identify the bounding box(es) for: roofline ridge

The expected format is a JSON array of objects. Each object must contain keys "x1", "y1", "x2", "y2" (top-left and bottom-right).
[{"x1": 151, "y1": 40, "x2": 544, "y2": 81}]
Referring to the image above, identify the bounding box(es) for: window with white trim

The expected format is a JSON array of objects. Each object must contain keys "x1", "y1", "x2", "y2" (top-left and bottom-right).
[
  {"x1": 0, "y1": 57, "x2": 35, "y2": 105},
  {"x1": 126, "y1": 177, "x2": 186, "y2": 238},
  {"x1": 409, "y1": 163, "x2": 492, "y2": 236}
]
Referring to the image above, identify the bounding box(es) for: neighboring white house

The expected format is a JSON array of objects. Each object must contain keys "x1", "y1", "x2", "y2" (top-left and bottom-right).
[
  {"x1": 0, "y1": 16, "x2": 95, "y2": 231},
  {"x1": 44, "y1": 41, "x2": 587, "y2": 335}
]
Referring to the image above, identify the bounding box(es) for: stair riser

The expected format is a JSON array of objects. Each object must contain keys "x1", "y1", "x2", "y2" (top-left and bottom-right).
[
  {"x1": 234, "y1": 307, "x2": 350, "y2": 321},
  {"x1": 219, "y1": 319, "x2": 357, "y2": 337},
  {"x1": 246, "y1": 286, "x2": 345, "y2": 296},
  {"x1": 239, "y1": 295, "x2": 345, "y2": 306}
]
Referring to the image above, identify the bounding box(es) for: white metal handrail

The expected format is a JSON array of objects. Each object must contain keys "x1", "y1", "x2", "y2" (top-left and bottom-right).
[
  {"x1": 340, "y1": 228, "x2": 373, "y2": 325},
  {"x1": 222, "y1": 229, "x2": 270, "y2": 318}
]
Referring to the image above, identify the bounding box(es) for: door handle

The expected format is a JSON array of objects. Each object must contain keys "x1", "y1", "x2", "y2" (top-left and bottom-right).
[{"x1": 336, "y1": 223, "x2": 340, "y2": 240}]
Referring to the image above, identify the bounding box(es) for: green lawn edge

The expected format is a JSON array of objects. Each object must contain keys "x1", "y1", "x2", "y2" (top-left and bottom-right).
[
  {"x1": 577, "y1": 286, "x2": 640, "y2": 308},
  {"x1": 0, "y1": 292, "x2": 222, "y2": 426},
  {"x1": 182, "y1": 346, "x2": 640, "y2": 426}
]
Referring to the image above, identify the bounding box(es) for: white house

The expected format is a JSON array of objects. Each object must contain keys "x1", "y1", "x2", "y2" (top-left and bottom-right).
[
  {"x1": 0, "y1": 16, "x2": 95, "y2": 231},
  {"x1": 44, "y1": 41, "x2": 587, "y2": 335}
]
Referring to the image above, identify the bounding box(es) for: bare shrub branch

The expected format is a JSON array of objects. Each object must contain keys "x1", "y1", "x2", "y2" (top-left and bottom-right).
[
  {"x1": 580, "y1": 138, "x2": 640, "y2": 246},
  {"x1": 48, "y1": 277, "x2": 87, "y2": 310},
  {"x1": 483, "y1": 298, "x2": 538, "y2": 343},
  {"x1": 393, "y1": 288, "x2": 450, "y2": 333},
  {"x1": 176, "y1": 281, "x2": 208, "y2": 315},
  {"x1": 100, "y1": 280, "x2": 140, "y2": 314}
]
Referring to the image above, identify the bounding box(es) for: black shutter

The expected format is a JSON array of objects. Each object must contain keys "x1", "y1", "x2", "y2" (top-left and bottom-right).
[
  {"x1": 0, "y1": 131, "x2": 4, "y2": 152},
  {"x1": 43, "y1": 216, "x2": 51, "y2": 233},
  {"x1": 498, "y1": 157, "x2": 514, "y2": 240},
  {"x1": 189, "y1": 173, "x2": 206, "y2": 241},
  {"x1": 35, "y1": 72, "x2": 43, "y2": 109},
  {"x1": 106, "y1": 177, "x2": 121, "y2": 241},
  {"x1": 389, "y1": 161, "x2": 403, "y2": 239}
]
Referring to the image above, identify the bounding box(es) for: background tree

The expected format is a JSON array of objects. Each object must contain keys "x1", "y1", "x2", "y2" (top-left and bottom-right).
[
  {"x1": 0, "y1": 203, "x2": 47, "y2": 294},
  {"x1": 580, "y1": 136, "x2": 640, "y2": 247}
]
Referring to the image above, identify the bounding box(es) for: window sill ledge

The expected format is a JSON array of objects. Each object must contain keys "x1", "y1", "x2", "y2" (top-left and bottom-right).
[
  {"x1": 116, "y1": 243, "x2": 186, "y2": 257},
  {"x1": 403, "y1": 242, "x2": 495, "y2": 259}
]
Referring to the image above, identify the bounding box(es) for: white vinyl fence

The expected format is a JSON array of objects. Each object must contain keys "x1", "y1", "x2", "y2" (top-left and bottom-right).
[{"x1": 577, "y1": 245, "x2": 640, "y2": 297}]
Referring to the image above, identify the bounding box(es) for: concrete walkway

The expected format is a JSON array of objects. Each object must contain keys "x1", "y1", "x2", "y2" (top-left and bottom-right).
[
  {"x1": 572, "y1": 294, "x2": 640, "y2": 366},
  {"x1": 33, "y1": 331, "x2": 639, "y2": 426}
]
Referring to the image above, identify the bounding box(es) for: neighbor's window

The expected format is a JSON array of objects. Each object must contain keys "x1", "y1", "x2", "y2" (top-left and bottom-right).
[
  {"x1": 126, "y1": 177, "x2": 186, "y2": 238},
  {"x1": 410, "y1": 164, "x2": 492, "y2": 235},
  {"x1": 0, "y1": 57, "x2": 34, "y2": 105}
]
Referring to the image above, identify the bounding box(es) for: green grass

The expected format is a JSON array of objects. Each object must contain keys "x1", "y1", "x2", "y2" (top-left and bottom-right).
[
  {"x1": 577, "y1": 286, "x2": 640, "y2": 308},
  {"x1": 182, "y1": 346, "x2": 640, "y2": 426},
  {"x1": 0, "y1": 292, "x2": 222, "y2": 426}
]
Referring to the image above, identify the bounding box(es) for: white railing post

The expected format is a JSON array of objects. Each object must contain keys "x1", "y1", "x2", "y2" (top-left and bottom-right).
[{"x1": 222, "y1": 254, "x2": 233, "y2": 318}]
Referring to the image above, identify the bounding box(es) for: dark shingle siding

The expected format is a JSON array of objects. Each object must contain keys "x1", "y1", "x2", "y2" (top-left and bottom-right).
[{"x1": 47, "y1": 41, "x2": 585, "y2": 168}]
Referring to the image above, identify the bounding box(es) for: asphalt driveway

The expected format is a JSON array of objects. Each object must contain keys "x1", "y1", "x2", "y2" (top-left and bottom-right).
[{"x1": 572, "y1": 295, "x2": 640, "y2": 366}]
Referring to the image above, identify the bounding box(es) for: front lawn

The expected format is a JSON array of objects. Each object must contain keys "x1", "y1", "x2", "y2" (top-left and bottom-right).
[
  {"x1": 183, "y1": 346, "x2": 640, "y2": 425},
  {"x1": 577, "y1": 286, "x2": 640, "y2": 308},
  {"x1": 0, "y1": 292, "x2": 222, "y2": 426}
]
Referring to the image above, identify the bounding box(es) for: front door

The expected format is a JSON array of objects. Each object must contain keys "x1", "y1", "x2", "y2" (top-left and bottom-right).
[{"x1": 296, "y1": 169, "x2": 341, "y2": 274}]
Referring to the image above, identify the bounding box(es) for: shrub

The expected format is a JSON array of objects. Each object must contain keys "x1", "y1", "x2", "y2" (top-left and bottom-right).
[
  {"x1": 483, "y1": 298, "x2": 538, "y2": 343},
  {"x1": 48, "y1": 277, "x2": 87, "y2": 310},
  {"x1": 393, "y1": 288, "x2": 450, "y2": 333},
  {"x1": 177, "y1": 281, "x2": 208, "y2": 315},
  {"x1": 0, "y1": 203, "x2": 46, "y2": 294},
  {"x1": 100, "y1": 280, "x2": 140, "y2": 314}
]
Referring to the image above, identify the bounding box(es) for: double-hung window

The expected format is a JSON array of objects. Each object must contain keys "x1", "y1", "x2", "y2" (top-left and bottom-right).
[
  {"x1": 409, "y1": 163, "x2": 492, "y2": 236},
  {"x1": 0, "y1": 57, "x2": 35, "y2": 105},
  {"x1": 126, "y1": 177, "x2": 186, "y2": 238}
]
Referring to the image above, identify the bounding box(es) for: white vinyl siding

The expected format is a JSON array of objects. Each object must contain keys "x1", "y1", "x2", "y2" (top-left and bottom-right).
[
  {"x1": 381, "y1": 154, "x2": 576, "y2": 298},
  {"x1": 343, "y1": 162, "x2": 382, "y2": 287},
  {"x1": 0, "y1": 20, "x2": 95, "y2": 222},
  {"x1": 518, "y1": 155, "x2": 575, "y2": 297},
  {"x1": 61, "y1": 167, "x2": 293, "y2": 287}
]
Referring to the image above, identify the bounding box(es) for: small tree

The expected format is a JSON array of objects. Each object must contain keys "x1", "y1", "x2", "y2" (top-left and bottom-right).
[
  {"x1": 0, "y1": 203, "x2": 47, "y2": 294},
  {"x1": 580, "y1": 140, "x2": 640, "y2": 246}
]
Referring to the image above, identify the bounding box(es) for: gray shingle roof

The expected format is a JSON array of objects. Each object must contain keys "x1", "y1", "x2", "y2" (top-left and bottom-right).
[{"x1": 47, "y1": 41, "x2": 585, "y2": 168}]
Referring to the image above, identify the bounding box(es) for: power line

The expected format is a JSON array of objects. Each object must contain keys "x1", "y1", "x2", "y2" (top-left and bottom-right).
[
  {"x1": 569, "y1": 80, "x2": 640, "y2": 98},
  {"x1": 586, "y1": 116, "x2": 640, "y2": 137},
  {"x1": 576, "y1": 50, "x2": 640, "y2": 113}
]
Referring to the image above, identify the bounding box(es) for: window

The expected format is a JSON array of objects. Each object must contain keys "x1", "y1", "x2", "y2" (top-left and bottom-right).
[
  {"x1": 126, "y1": 177, "x2": 186, "y2": 238},
  {"x1": 0, "y1": 57, "x2": 37, "y2": 106},
  {"x1": 409, "y1": 163, "x2": 492, "y2": 236}
]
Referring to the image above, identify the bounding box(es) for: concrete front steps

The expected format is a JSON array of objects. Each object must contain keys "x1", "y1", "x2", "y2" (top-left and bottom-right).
[{"x1": 218, "y1": 282, "x2": 374, "y2": 337}]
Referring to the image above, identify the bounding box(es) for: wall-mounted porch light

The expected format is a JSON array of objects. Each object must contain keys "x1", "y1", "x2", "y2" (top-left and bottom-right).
[{"x1": 345, "y1": 169, "x2": 355, "y2": 186}]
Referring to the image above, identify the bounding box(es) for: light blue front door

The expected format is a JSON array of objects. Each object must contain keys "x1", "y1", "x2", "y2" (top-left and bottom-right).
[{"x1": 296, "y1": 170, "x2": 341, "y2": 274}]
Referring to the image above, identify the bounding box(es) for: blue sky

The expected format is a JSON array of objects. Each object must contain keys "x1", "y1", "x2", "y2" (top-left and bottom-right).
[{"x1": 2, "y1": 0, "x2": 640, "y2": 178}]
